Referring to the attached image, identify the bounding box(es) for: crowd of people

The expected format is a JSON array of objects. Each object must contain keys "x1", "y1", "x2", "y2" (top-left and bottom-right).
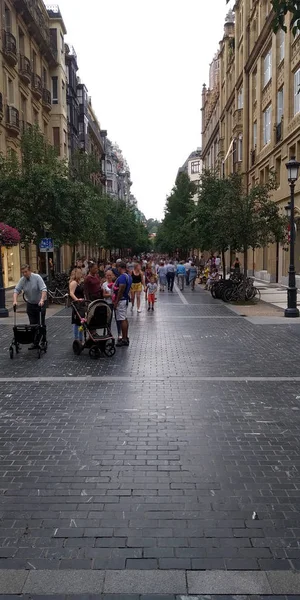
[{"x1": 12, "y1": 253, "x2": 242, "y2": 351}]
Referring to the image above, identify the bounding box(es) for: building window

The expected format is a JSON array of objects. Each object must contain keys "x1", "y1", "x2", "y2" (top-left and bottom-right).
[
  {"x1": 294, "y1": 69, "x2": 300, "y2": 116},
  {"x1": 33, "y1": 108, "x2": 39, "y2": 125},
  {"x1": 4, "y1": 4, "x2": 11, "y2": 31},
  {"x1": 53, "y1": 127, "x2": 60, "y2": 153},
  {"x1": 253, "y1": 121, "x2": 257, "y2": 148},
  {"x1": 52, "y1": 76, "x2": 58, "y2": 104},
  {"x1": 277, "y1": 87, "x2": 284, "y2": 123},
  {"x1": 237, "y1": 135, "x2": 243, "y2": 162},
  {"x1": 263, "y1": 49, "x2": 272, "y2": 87},
  {"x1": 237, "y1": 87, "x2": 243, "y2": 109},
  {"x1": 278, "y1": 29, "x2": 285, "y2": 62},
  {"x1": 275, "y1": 155, "x2": 281, "y2": 187},
  {"x1": 191, "y1": 161, "x2": 201, "y2": 174},
  {"x1": 106, "y1": 160, "x2": 112, "y2": 173},
  {"x1": 263, "y1": 104, "x2": 272, "y2": 145},
  {"x1": 7, "y1": 77, "x2": 14, "y2": 104},
  {"x1": 64, "y1": 130, "x2": 67, "y2": 156},
  {"x1": 42, "y1": 67, "x2": 47, "y2": 88}
]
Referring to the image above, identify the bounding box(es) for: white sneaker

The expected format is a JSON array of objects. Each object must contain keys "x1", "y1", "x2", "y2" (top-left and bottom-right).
[{"x1": 137, "y1": 309, "x2": 142, "y2": 313}]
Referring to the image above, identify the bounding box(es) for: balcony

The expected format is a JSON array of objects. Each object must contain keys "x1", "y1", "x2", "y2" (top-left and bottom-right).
[
  {"x1": 275, "y1": 121, "x2": 282, "y2": 144},
  {"x1": 12, "y1": 0, "x2": 57, "y2": 66},
  {"x1": 42, "y1": 88, "x2": 51, "y2": 110},
  {"x1": 3, "y1": 31, "x2": 17, "y2": 66},
  {"x1": 0, "y1": 94, "x2": 3, "y2": 122},
  {"x1": 31, "y1": 73, "x2": 42, "y2": 98},
  {"x1": 19, "y1": 54, "x2": 32, "y2": 85},
  {"x1": 6, "y1": 106, "x2": 20, "y2": 135}
]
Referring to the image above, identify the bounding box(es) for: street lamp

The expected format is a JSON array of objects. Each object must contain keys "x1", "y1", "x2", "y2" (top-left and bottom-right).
[{"x1": 285, "y1": 156, "x2": 300, "y2": 318}]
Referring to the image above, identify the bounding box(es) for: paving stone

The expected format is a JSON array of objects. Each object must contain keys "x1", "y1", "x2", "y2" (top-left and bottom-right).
[
  {"x1": 0, "y1": 570, "x2": 28, "y2": 594},
  {"x1": 23, "y1": 570, "x2": 105, "y2": 594},
  {"x1": 187, "y1": 570, "x2": 272, "y2": 594},
  {"x1": 267, "y1": 570, "x2": 300, "y2": 593},
  {"x1": 2, "y1": 292, "x2": 300, "y2": 568},
  {"x1": 104, "y1": 569, "x2": 187, "y2": 594}
]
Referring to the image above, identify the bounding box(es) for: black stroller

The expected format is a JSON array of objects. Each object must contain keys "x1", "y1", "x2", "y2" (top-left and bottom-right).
[
  {"x1": 9, "y1": 305, "x2": 48, "y2": 359},
  {"x1": 72, "y1": 299, "x2": 116, "y2": 359}
]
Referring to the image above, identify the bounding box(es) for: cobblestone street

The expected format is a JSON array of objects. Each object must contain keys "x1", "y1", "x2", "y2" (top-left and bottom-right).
[{"x1": 1, "y1": 286, "x2": 300, "y2": 597}]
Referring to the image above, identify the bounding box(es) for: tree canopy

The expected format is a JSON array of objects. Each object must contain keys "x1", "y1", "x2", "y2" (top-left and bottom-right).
[
  {"x1": 0, "y1": 126, "x2": 150, "y2": 255},
  {"x1": 156, "y1": 172, "x2": 197, "y2": 256}
]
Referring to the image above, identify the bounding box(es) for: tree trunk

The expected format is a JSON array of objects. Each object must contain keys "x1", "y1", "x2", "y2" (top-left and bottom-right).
[
  {"x1": 222, "y1": 249, "x2": 226, "y2": 280},
  {"x1": 243, "y1": 246, "x2": 248, "y2": 301}
]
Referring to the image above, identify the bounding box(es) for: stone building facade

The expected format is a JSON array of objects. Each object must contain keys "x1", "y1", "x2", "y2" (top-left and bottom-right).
[{"x1": 201, "y1": 0, "x2": 300, "y2": 284}]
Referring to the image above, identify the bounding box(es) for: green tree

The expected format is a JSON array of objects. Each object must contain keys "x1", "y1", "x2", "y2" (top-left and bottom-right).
[
  {"x1": 146, "y1": 218, "x2": 161, "y2": 234},
  {"x1": 194, "y1": 170, "x2": 233, "y2": 278},
  {"x1": 157, "y1": 172, "x2": 197, "y2": 256},
  {"x1": 271, "y1": 0, "x2": 300, "y2": 35}
]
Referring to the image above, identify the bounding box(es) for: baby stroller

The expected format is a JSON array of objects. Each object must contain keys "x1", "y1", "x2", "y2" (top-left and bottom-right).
[
  {"x1": 72, "y1": 299, "x2": 116, "y2": 359},
  {"x1": 9, "y1": 305, "x2": 47, "y2": 359}
]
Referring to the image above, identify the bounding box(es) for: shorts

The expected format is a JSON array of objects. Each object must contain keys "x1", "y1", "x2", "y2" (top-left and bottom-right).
[
  {"x1": 131, "y1": 282, "x2": 143, "y2": 293},
  {"x1": 148, "y1": 293, "x2": 155, "y2": 303},
  {"x1": 115, "y1": 299, "x2": 128, "y2": 321}
]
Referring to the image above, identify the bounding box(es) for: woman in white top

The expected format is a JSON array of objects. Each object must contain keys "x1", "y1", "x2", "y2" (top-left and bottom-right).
[{"x1": 102, "y1": 270, "x2": 114, "y2": 305}]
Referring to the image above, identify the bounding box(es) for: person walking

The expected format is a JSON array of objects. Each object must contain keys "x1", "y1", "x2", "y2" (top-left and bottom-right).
[
  {"x1": 157, "y1": 260, "x2": 167, "y2": 292},
  {"x1": 166, "y1": 260, "x2": 176, "y2": 292},
  {"x1": 146, "y1": 275, "x2": 157, "y2": 311},
  {"x1": 176, "y1": 261, "x2": 186, "y2": 291},
  {"x1": 184, "y1": 259, "x2": 191, "y2": 286},
  {"x1": 232, "y1": 257, "x2": 241, "y2": 277},
  {"x1": 189, "y1": 262, "x2": 198, "y2": 290},
  {"x1": 84, "y1": 262, "x2": 102, "y2": 301},
  {"x1": 13, "y1": 264, "x2": 47, "y2": 348},
  {"x1": 69, "y1": 268, "x2": 85, "y2": 344},
  {"x1": 199, "y1": 254, "x2": 206, "y2": 274},
  {"x1": 130, "y1": 262, "x2": 144, "y2": 313},
  {"x1": 113, "y1": 261, "x2": 132, "y2": 347}
]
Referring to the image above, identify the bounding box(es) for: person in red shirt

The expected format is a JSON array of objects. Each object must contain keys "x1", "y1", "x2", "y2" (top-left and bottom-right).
[{"x1": 84, "y1": 262, "x2": 102, "y2": 301}]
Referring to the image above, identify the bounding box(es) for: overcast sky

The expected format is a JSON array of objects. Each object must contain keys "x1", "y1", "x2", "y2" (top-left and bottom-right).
[{"x1": 56, "y1": 0, "x2": 233, "y2": 219}]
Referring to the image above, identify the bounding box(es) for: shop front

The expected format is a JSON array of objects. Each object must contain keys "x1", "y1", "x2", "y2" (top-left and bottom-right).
[{"x1": 1, "y1": 245, "x2": 21, "y2": 288}]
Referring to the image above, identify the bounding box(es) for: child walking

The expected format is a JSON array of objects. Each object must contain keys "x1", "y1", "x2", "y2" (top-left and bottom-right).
[{"x1": 146, "y1": 275, "x2": 157, "y2": 311}]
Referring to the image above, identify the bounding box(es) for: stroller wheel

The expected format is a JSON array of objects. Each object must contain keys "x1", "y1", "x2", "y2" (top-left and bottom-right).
[
  {"x1": 9, "y1": 346, "x2": 14, "y2": 359},
  {"x1": 104, "y1": 340, "x2": 116, "y2": 357},
  {"x1": 89, "y1": 346, "x2": 101, "y2": 359},
  {"x1": 73, "y1": 340, "x2": 83, "y2": 355}
]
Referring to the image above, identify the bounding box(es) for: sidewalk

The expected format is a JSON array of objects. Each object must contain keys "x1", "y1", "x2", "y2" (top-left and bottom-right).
[{"x1": 1, "y1": 285, "x2": 300, "y2": 596}]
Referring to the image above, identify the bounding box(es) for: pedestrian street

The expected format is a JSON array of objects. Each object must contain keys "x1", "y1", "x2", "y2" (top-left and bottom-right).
[{"x1": 1, "y1": 285, "x2": 300, "y2": 597}]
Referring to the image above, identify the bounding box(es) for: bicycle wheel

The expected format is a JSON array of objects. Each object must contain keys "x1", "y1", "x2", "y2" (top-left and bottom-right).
[{"x1": 223, "y1": 287, "x2": 233, "y2": 302}]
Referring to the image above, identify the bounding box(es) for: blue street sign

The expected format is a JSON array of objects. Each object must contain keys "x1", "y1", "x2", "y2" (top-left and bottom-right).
[{"x1": 39, "y1": 238, "x2": 54, "y2": 252}]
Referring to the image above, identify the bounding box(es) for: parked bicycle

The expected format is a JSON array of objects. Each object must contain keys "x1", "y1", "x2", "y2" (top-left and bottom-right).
[{"x1": 210, "y1": 274, "x2": 261, "y2": 303}]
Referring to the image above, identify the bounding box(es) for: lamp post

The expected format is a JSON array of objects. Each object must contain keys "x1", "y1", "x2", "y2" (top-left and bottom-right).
[
  {"x1": 0, "y1": 246, "x2": 8, "y2": 318},
  {"x1": 284, "y1": 156, "x2": 300, "y2": 318}
]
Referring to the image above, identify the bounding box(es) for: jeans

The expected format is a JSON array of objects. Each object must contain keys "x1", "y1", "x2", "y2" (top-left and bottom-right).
[
  {"x1": 178, "y1": 274, "x2": 185, "y2": 291},
  {"x1": 166, "y1": 272, "x2": 175, "y2": 291},
  {"x1": 73, "y1": 324, "x2": 83, "y2": 342}
]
